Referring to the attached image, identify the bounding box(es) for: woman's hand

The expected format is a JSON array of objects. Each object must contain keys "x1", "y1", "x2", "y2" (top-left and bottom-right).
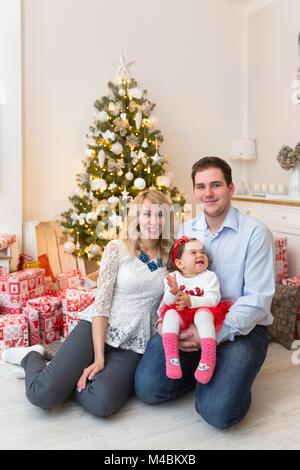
[
  {"x1": 76, "y1": 359, "x2": 105, "y2": 393},
  {"x1": 166, "y1": 273, "x2": 178, "y2": 295},
  {"x1": 178, "y1": 324, "x2": 201, "y2": 352},
  {"x1": 176, "y1": 292, "x2": 191, "y2": 311}
]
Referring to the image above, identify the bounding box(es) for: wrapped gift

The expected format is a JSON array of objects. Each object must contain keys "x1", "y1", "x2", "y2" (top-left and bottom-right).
[
  {"x1": 39, "y1": 308, "x2": 63, "y2": 331},
  {"x1": 0, "y1": 268, "x2": 45, "y2": 313},
  {"x1": 62, "y1": 288, "x2": 95, "y2": 313},
  {"x1": 269, "y1": 284, "x2": 300, "y2": 349},
  {"x1": 282, "y1": 276, "x2": 300, "y2": 287},
  {"x1": 40, "y1": 327, "x2": 63, "y2": 345},
  {"x1": 39, "y1": 309, "x2": 63, "y2": 345},
  {"x1": 0, "y1": 293, "x2": 27, "y2": 314},
  {"x1": 61, "y1": 288, "x2": 95, "y2": 338},
  {"x1": 0, "y1": 267, "x2": 8, "y2": 277},
  {"x1": 24, "y1": 260, "x2": 41, "y2": 269},
  {"x1": 25, "y1": 292, "x2": 64, "y2": 345},
  {"x1": 62, "y1": 312, "x2": 80, "y2": 338},
  {"x1": 0, "y1": 313, "x2": 29, "y2": 354},
  {"x1": 0, "y1": 234, "x2": 16, "y2": 251},
  {"x1": 56, "y1": 270, "x2": 81, "y2": 290},
  {"x1": 22, "y1": 306, "x2": 40, "y2": 346},
  {"x1": 27, "y1": 295, "x2": 61, "y2": 314},
  {"x1": 0, "y1": 270, "x2": 29, "y2": 296},
  {"x1": 274, "y1": 236, "x2": 288, "y2": 283},
  {"x1": 26, "y1": 268, "x2": 45, "y2": 295},
  {"x1": 0, "y1": 268, "x2": 45, "y2": 296},
  {"x1": 38, "y1": 308, "x2": 63, "y2": 345},
  {"x1": 17, "y1": 253, "x2": 40, "y2": 271}
]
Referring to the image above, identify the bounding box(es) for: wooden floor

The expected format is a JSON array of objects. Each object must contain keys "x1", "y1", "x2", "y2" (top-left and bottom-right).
[{"x1": 1, "y1": 342, "x2": 300, "y2": 450}]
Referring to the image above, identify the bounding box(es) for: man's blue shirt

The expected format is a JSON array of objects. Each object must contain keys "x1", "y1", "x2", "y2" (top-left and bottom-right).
[{"x1": 176, "y1": 206, "x2": 275, "y2": 343}]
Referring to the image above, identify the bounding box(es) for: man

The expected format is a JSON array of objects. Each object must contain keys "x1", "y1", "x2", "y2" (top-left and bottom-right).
[{"x1": 135, "y1": 156, "x2": 275, "y2": 429}]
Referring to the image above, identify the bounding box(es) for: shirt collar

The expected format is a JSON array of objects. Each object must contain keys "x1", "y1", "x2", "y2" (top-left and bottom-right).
[{"x1": 191, "y1": 205, "x2": 239, "y2": 233}]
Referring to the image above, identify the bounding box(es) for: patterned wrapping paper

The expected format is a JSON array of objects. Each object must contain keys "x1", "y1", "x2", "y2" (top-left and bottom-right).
[
  {"x1": 27, "y1": 295, "x2": 61, "y2": 313},
  {"x1": 0, "y1": 313, "x2": 29, "y2": 354},
  {"x1": 0, "y1": 268, "x2": 45, "y2": 295},
  {"x1": 274, "y1": 236, "x2": 288, "y2": 283},
  {"x1": 0, "y1": 294, "x2": 29, "y2": 314},
  {"x1": 62, "y1": 312, "x2": 80, "y2": 338},
  {"x1": 0, "y1": 268, "x2": 45, "y2": 314},
  {"x1": 0, "y1": 234, "x2": 16, "y2": 251},
  {"x1": 62, "y1": 288, "x2": 95, "y2": 313},
  {"x1": 40, "y1": 328, "x2": 62, "y2": 345},
  {"x1": 269, "y1": 284, "x2": 300, "y2": 349},
  {"x1": 25, "y1": 294, "x2": 64, "y2": 346},
  {"x1": 39, "y1": 308, "x2": 64, "y2": 345},
  {"x1": 22, "y1": 306, "x2": 40, "y2": 346},
  {"x1": 56, "y1": 269, "x2": 82, "y2": 290},
  {"x1": 61, "y1": 288, "x2": 95, "y2": 338},
  {"x1": 0, "y1": 270, "x2": 29, "y2": 297}
]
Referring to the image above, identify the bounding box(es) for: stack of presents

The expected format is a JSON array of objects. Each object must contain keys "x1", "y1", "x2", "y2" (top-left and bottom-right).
[
  {"x1": 269, "y1": 236, "x2": 300, "y2": 349},
  {"x1": 0, "y1": 233, "x2": 97, "y2": 355},
  {"x1": 1, "y1": 233, "x2": 300, "y2": 353}
]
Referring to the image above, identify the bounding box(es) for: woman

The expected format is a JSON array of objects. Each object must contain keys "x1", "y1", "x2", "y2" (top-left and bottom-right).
[{"x1": 2, "y1": 189, "x2": 173, "y2": 417}]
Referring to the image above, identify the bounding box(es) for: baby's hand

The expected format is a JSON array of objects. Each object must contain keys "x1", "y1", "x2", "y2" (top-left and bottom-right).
[
  {"x1": 166, "y1": 273, "x2": 178, "y2": 295},
  {"x1": 176, "y1": 292, "x2": 191, "y2": 311}
]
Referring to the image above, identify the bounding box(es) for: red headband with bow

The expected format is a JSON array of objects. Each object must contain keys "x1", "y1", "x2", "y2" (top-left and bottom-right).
[{"x1": 172, "y1": 236, "x2": 190, "y2": 262}]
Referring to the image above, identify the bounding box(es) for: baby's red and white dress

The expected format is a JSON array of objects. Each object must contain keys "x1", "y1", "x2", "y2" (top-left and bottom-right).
[{"x1": 159, "y1": 270, "x2": 232, "y2": 330}]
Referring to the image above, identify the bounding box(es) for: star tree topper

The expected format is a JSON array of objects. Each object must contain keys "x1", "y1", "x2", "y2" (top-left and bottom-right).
[{"x1": 113, "y1": 53, "x2": 135, "y2": 81}]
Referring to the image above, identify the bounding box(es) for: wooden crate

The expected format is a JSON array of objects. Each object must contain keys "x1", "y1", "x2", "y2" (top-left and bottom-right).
[
  {"x1": 35, "y1": 221, "x2": 88, "y2": 277},
  {"x1": 23, "y1": 220, "x2": 99, "y2": 279}
]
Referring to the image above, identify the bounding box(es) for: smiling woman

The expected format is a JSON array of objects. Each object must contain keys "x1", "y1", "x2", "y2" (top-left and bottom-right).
[
  {"x1": 121, "y1": 189, "x2": 174, "y2": 266},
  {"x1": 2, "y1": 189, "x2": 172, "y2": 418}
]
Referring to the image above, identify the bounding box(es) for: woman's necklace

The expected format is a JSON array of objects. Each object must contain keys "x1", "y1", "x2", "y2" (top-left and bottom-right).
[{"x1": 136, "y1": 244, "x2": 163, "y2": 272}]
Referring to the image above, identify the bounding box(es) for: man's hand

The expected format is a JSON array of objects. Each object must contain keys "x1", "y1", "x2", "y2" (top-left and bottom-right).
[
  {"x1": 166, "y1": 273, "x2": 178, "y2": 295},
  {"x1": 157, "y1": 322, "x2": 200, "y2": 352},
  {"x1": 176, "y1": 292, "x2": 191, "y2": 311},
  {"x1": 178, "y1": 324, "x2": 201, "y2": 352},
  {"x1": 77, "y1": 359, "x2": 105, "y2": 393}
]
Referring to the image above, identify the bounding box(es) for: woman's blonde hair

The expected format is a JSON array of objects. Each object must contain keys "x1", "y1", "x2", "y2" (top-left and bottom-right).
[{"x1": 120, "y1": 189, "x2": 174, "y2": 265}]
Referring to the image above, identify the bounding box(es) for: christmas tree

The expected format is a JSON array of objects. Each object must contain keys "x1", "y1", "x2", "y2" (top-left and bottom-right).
[{"x1": 61, "y1": 54, "x2": 185, "y2": 263}]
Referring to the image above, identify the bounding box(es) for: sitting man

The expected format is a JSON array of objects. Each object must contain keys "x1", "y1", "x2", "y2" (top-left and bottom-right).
[{"x1": 135, "y1": 156, "x2": 275, "y2": 429}]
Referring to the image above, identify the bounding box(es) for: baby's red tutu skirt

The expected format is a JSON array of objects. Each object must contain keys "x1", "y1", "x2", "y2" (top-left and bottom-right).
[{"x1": 160, "y1": 300, "x2": 232, "y2": 331}]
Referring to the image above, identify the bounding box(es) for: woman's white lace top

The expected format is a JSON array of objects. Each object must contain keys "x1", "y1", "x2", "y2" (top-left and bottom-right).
[{"x1": 81, "y1": 239, "x2": 167, "y2": 354}]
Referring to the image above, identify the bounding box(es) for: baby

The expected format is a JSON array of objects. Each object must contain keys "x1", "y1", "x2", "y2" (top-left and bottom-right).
[{"x1": 159, "y1": 236, "x2": 231, "y2": 384}]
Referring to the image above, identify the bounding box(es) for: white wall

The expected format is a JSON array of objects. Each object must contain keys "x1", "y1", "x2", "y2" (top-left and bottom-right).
[
  {"x1": 247, "y1": 0, "x2": 300, "y2": 189},
  {"x1": 0, "y1": 0, "x2": 22, "y2": 245},
  {"x1": 22, "y1": 0, "x2": 244, "y2": 222}
]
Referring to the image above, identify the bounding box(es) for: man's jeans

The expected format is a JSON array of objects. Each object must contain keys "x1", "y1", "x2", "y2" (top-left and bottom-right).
[{"x1": 135, "y1": 325, "x2": 269, "y2": 429}]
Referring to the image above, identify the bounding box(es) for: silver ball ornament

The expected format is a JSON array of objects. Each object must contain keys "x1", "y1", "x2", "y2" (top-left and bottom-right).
[
  {"x1": 89, "y1": 244, "x2": 101, "y2": 257},
  {"x1": 63, "y1": 240, "x2": 75, "y2": 254},
  {"x1": 134, "y1": 177, "x2": 146, "y2": 190}
]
